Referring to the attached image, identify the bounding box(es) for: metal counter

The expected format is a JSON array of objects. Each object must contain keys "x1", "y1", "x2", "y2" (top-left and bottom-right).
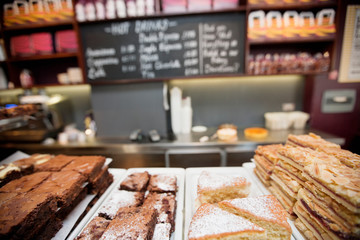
[{"x1": 0, "y1": 128, "x2": 345, "y2": 168}]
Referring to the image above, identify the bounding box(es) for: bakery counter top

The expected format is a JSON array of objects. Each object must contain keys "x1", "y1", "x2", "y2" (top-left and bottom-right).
[{"x1": 0, "y1": 128, "x2": 344, "y2": 154}]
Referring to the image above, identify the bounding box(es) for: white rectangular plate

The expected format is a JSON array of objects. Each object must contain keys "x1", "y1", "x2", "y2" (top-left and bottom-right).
[
  {"x1": 184, "y1": 167, "x2": 265, "y2": 240},
  {"x1": 70, "y1": 167, "x2": 185, "y2": 240},
  {"x1": 242, "y1": 162, "x2": 304, "y2": 240}
]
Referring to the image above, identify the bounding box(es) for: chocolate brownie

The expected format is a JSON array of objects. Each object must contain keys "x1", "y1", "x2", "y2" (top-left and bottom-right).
[
  {"x1": 143, "y1": 192, "x2": 177, "y2": 232},
  {"x1": 58, "y1": 186, "x2": 88, "y2": 219},
  {"x1": 31, "y1": 170, "x2": 86, "y2": 207},
  {"x1": 98, "y1": 189, "x2": 144, "y2": 220},
  {"x1": 35, "y1": 217, "x2": 63, "y2": 240},
  {"x1": 0, "y1": 191, "x2": 57, "y2": 239},
  {"x1": 76, "y1": 216, "x2": 111, "y2": 240},
  {"x1": 120, "y1": 171, "x2": 150, "y2": 192},
  {"x1": 0, "y1": 192, "x2": 18, "y2": 207},
  {"x1": 35, "y1": 154, "x2": 75, "y2": 172},
  {"x1": 90, "y1": 166, "x2": 113, "y2": 195},
  {"x1": 61, "y1": 156, "x2": 106, "y2": 182},
  {"x1": 0, "y1": 164, "x2": 22, "y2": 187},
  {"x1": 99, "y1": 206, "x2": 157, "y2": 240},
  {"x1": 13, "y1": 154, "x2": 53, "y2": 175},
  {"x1": 147, "y1": 174, "x2": 177, "y2": 193},
  {"x1": 0, "y1": 172, "x2": 51, "y2": 193}
]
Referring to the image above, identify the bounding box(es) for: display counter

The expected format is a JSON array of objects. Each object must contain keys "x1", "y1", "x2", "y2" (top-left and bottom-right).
[{"x1": 0, "y1": 128, "x2": 345, "y2": 168}]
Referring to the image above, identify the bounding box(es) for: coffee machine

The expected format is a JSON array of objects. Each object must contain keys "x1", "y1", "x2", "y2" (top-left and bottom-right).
[{"x1": 0, "y1": 94, "x2": 74, "y2": 142}]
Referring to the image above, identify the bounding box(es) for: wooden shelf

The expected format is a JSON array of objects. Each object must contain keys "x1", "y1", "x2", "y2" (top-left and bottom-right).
[
  {"x1": 248, "y1": 1, "x2": 337, "y2": 11},
  {"x1": 78, "y1": 6, "x2": 247, "y2": 25},
  {"x1": 249, "y1": 35, "x2": 335, "y2": 45},
  {"x1": 3, "y1": 20, "x2": 75, "y2": 31},
  {"x1": 8, "y1": 52, "x2": 78, "y2": 62}
]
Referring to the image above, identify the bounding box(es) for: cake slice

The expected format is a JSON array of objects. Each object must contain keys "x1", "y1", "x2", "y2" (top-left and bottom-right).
[
  {"x1": 317, "y1": 146, "x2": 360, "y2": 169},
  {"x1": 197, "y1": 171, "x2": 250, "y2": 204},
  {"x1": 188, "y1": 203, "x2": 265, "y2": 240},
  {"x1": 219, "y1": 195, "x2": 292, "y2": 240}
]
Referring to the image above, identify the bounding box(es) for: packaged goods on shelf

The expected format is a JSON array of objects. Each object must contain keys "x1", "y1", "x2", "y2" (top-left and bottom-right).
[
  {"x1": 187, "y1": 0, "x2": 211, "y2": 12},
  {"x1": 10, "y1": 35, "x2": 35, "y2": 56},
  {"x1": 55, "y1": 30, "x2": 78, "y2": 52},
  {"x1": 248, "y1": 0, "x2": 336, "y2": 7},
  {"x1": 162, "y1": 0, "x2": 186, "y2": 13},
  {"x1": 3, "y1": 0, "x2": 74, "y2": 27},
  {"x1": 248, "y1": 9, "x2": 336, "y2": 41},
  {"x1": 248, "y1": 52, "x2": 330, "y2": 75}
]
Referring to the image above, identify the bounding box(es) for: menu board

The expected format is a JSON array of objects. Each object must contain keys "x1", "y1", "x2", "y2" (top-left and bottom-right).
[{"x1": 80, "y1": 13, "x2": 245, "y2": 83}]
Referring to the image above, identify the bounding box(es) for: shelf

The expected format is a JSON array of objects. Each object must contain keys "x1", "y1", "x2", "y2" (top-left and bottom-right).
[
  {"x1": 249, "y1": 35, "x2": 335, "y2": 45},
  {"x1": 3, "y1": 20, "x2": 74, "y2": 32},
  {"x1": 248, "y1": 1, "x2": 337, "y2": 11},
  {"x1": 8, "y1": 52, "x2": 78, "y2": 62},
  {"x1": 77, "y1": 6, "x2": 247, "y2": 25},
  {"x1": 247, "y1": 71, "x2": 329, "y2": 76}
]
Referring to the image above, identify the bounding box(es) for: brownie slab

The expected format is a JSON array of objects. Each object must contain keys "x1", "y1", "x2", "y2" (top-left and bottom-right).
[
  {"x1": 76, "y1": 216, "x2": 111, "y2": 240},
  {"x1": 61, "y1": 156, "x2": 106, "y2": 182},
  {"x1": 31, "y1": 170, "x2": 86, "y2": 207},
  {"x1": 0, "y1": 172, "x2": 51, "y2": 193},
  {"x1": 13, "y1": 154, "x2": 53, "y2": 175},
  {"x1": 0, "y1": 164, "x2": 22, "y2": 188},
  {"x1": 90, "y1": 166, "x2": 114, "y2": 195},
  {"x1": 100, "y1": 207, "x2": 157, "y2": 240},
  {"x1": 35, "y1": 154, "x2": 75, "y2": 172},
  {"x1": 147, "y1": 174, "x2": 177, "y2": 193},
  {"x1": 120, "y1": 171, "x2": 150, "y2": 192},
  {"x1": 0, "y1": 191, "x2": 57, "y2": 239}
]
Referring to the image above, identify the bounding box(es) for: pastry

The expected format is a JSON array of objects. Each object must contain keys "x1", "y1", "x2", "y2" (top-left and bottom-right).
[{"x1": 188, "y1": 203, "x2": 266, "y2": 240}]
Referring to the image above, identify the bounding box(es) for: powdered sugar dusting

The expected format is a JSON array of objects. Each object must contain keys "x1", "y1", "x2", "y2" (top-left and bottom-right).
[
  {"x1": 224, "y1": 195, "x2": 288, "y2": 225},
  {"x1": 188, "y1": 204, "x2": 264, "y2": 239},
  {"x1": 197, "y1": 171, "x2": 249, "y2": 192},
  {"x1": 151, "y1": 174, "x2": 177, "y2": 192},
  {"x1": 152, "y1": 223, "x2": 171, "y2": 240},
  {"x1": 98, "y1": 190, "x2": 140, "y2": 218}
]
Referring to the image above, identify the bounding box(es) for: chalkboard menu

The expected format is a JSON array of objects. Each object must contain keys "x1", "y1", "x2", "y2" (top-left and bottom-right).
[{"x1": 80, "y1": 13, "x2": 245, "y2": 83}]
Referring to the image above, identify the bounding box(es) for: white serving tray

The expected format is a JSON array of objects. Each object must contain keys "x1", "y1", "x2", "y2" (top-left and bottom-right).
[
  {"x1": 242, "y1": 161, "x2": 304, "y2": 240},
  {"x1": 70, "y1": 167, "x2": 185, "y2": 240},
  {"x1": 184, "y1": 167, "x2": 264, "y2": 240},
  {"x1": 66, "y1": 168, "x2": 126, "y2": 240}
]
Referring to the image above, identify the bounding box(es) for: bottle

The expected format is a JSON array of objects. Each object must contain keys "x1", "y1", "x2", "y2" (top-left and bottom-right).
[
  {"x1": 170, "y1": 87, "x2": 182, "y2": 134},
  {"x1": 116, "y1": 0, "x2": 126, "y2": 18},
  {"x1": 95, "y1": 0, "x2": 106, "y2": 20},
  {"x1": 106, "y1": 0, "x2": 116, "y2": 19},
  {"x1": 85, "y1": 0, "x2": 96, "y2": 21},
  {"x1": 75, "y1": 0, "x2": 86, "y2": 22}
]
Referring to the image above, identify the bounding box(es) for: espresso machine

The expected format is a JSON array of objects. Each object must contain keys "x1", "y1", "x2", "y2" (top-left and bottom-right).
[{"x1": 0, "y1": 93, "x2": 74, "y2": 142}]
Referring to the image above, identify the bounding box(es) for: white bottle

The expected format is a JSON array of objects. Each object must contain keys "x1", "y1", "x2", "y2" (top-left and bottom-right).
[
  {"x1": 181, "y1": 96, "x2": 193, "y2": 134},
  {"x1": 75, "y1": 1, "x2": 86, "y2": 22},
  {"x1": 85, "y1": 0, "x2": 96, "y2": 21},
  {"x1": 127, "y1": 0, "x2": 136, "y2": 17},
  {"x1": 106, "y1": 0, "x2": 116, "y2": 19},
  {"x1": 116, "y1": 0, "x2": 126, "y2": 18},
  {"x1": 136, "y1": 0, "x2": 145, "y2": 16},
  {"x1": 95, "y1": 0, "x2": 105, "y2": 20},
  {"x1": 170, "y1": 87, "x2": 182, "y2": 135}
]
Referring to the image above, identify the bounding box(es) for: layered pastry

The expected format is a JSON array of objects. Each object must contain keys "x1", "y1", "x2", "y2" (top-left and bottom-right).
[
  {"x1": 218, "y1": 195, "x2": 292, "y2": 240},
  {"x1": 277, "y1": 145, "x2": 340, "y2": 172},
  {"x1": 286, "y1": 133, "x2": 340, "y2": 150},
  {"x1": 253, "y1": 144, "x2": 282, "y2": 186},
  {"x1": 98, "y1": 189, "x2": 144, "y2": 219},
  {"x1": 99, "y1": 206, "x2": 157, "y2": 240},
  {"x1": 299, "y1": 162, "x2": 360, "y2": 239},
  {"x1": 0, "y1": 163, "x2": 21, "y2": 187},
  {"x1": 268, "y1": 183, "x2": 296, "y2": 218},
  {"x1": 188, "y1": 203, "x2": 266, "y2": 240},
  {"x1": 316, "y1": 146, "x2": 360, "y2": 169},
  {"x1": 147, "y1": 174, "x2": 177, "y2": 193},
  {"x1": 197, "y1": 171, "x2": 251, "y2": 204},
  {"x1": 76, "y1": 216, "x2": 110, "y2": 240},
  {"x1": 120, "y1": 171, "x2": 150, "y2": 191}
]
